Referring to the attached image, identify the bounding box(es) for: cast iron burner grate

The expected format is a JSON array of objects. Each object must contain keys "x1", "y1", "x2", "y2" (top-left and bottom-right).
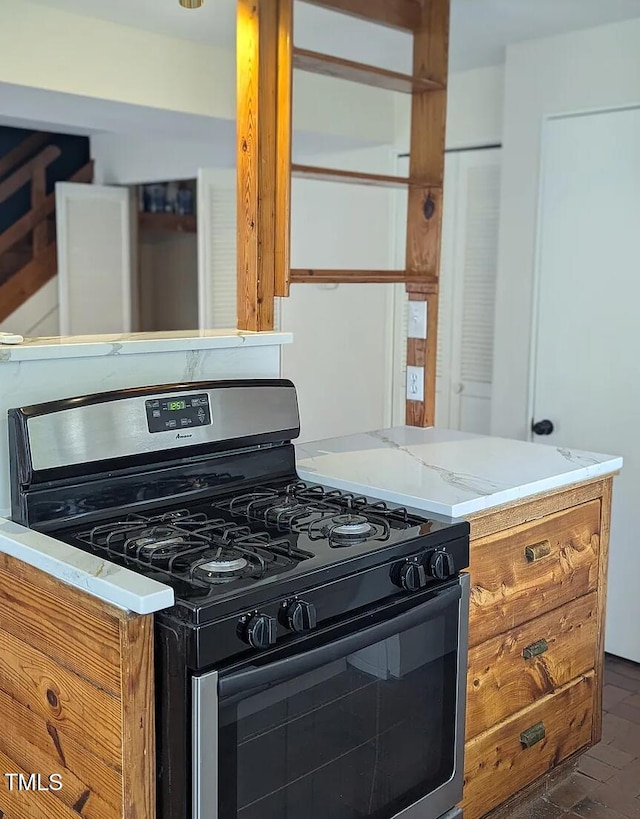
[
  {"x1": 212, "y1": 481, "x2": 418, "y2": 546},
  {"x1": 75, "y1": 509, "x2": 311, "y2": 586}
]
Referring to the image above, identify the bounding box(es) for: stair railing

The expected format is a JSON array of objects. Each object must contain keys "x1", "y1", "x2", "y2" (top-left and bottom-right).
[{"x1": 0, "y1": 133, "x2": 94, "y2": 323}]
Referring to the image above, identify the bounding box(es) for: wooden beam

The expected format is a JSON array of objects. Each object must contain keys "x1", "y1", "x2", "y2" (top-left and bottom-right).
[
  {"x1": 0, "y1": 161, "x2": 93, "y2": 257},
  {"x1": 299, "y1": 0, "x2": 423, "y2": 31},
  {"x1": 291, "y1": 269, "x2": 438, "y2": 284},
  {"x1": 0, "y1": 145, "x2": 61, "y2": 206},
  {"x1": 293, "y1": 47, "x2": 444, "y2": 93},
  {"x1": 237, "y1": 0, "x2": 292, "y2": 328},
  {"x1": 405, "y1": 0, "x2": 450, "y2": 427},
  {"x1": 275, "y1": 0, "x2": 293, "y2": 297},
  {"x1": 0, "y1": 132, "x2": 50, "y2": 180},
  {"x1": 292, "y1": 163, "x2": 413, "y2": 188}
]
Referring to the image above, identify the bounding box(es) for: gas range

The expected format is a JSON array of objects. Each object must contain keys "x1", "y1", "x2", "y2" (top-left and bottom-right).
[
  {"x1": 8, "y1": 380, "x2": 470, "y2": 819},
  {"x1": 59, "y1": 479, "x2": 465, "y2": 619}
]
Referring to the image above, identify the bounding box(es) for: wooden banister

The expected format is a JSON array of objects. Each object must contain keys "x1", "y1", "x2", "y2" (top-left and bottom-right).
[
  {"x1": 0, "y1": 161, "x2": 93, "y2": 257},
  {"x1": 0, "y1": 242, "x2": 57, "y2": 323},
  {"x1": 0, "y1": 133, "x2": 51, "y2": 180},
  {"x1": 0, "y1": 145, "x2": 61, "y2": 206}
]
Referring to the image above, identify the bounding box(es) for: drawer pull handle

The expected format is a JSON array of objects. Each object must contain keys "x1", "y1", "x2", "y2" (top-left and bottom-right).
[
  {"x1": 525, "y1": 541, "x2": 551, "y2": 562},
  {"x1": 520, "y1": 722, "x2": 546, "y2": 749},
  {"x1": 523, "y1": 639, "x2": 549, "y2": 659}
]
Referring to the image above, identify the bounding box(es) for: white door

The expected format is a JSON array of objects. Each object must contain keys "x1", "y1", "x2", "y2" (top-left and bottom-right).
[
  {"x1": 197, "y1": 169, "x2": 237, "y2": 330},
  {"x1": 392, "y1": 149, "x2": 501, "y2": 432},
  {"x1": 532, "y1": 107, "x2": 640, "y2": 662},
  {"x1": 56, "y1": 183, "x2": 132, "y2": 335}
]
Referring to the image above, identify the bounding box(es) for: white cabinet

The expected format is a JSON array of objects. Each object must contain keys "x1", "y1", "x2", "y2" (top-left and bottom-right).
[{"x1": 56, "y1": 182, "x2": 133, "y2": 335}]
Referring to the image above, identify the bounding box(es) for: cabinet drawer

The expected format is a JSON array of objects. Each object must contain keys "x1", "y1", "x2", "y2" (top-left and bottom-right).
[
  {"x1": 468, "y1": 501, "x2": 600, "y2": 647},
  {"x1": 466, "y1": 592, "x2": 597, "y2": 739},
  {"x1": 463, "y1": 673, "x2": 594, "y2": 819}
]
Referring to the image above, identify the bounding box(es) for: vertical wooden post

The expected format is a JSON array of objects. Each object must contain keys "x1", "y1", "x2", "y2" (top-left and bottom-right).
[
  {"x1": 405, "y1": 0, "x2": 449, "y2": 426},
  {"x1": 237, "y1": 0, "x2": 293, "y2": 331},
  {"x1": 32, "y1": 162, "x2": 48, "y2": 257}
]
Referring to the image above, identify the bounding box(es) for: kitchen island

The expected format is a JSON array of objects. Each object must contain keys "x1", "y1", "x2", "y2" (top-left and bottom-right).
[{"x1": 297, "y1": 427, "x2": 622, "y2": 819}]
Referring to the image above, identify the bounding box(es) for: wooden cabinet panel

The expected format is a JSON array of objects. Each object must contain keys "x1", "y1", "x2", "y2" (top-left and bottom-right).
[
  {"x1": 0, "y1": 553, "x2": 154, "y2": 819},
  {"x1": 468, "y1": 501, "x2": 600, "y2": 646},
  {"x1": 463, "y1": 673, "x2": 594, "y2": 819},
  {"x1": 466, "y1": 592, "x2": 598, "y2": 739}
]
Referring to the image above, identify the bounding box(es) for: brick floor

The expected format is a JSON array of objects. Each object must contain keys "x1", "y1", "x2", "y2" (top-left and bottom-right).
[{"x1": 510, "y1": 655, "x2": 640, "y2": 819}]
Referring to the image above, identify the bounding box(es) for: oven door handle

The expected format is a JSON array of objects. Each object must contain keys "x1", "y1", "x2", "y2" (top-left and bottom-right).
[{"x1": 218, "y1": 583, "x2": 462, "y2": 700}]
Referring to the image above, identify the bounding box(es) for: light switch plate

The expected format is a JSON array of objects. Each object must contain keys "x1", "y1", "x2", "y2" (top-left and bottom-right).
[
  {"x1": 408, "y1": 301, "x2": 427, "y2": 339},
  {"x1": 406, "y1": 366, "x2": 425, "y2": 402}
]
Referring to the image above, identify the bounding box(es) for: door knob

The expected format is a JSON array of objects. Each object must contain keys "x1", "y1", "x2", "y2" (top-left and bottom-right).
[{"x1": 532, "y1": 419, "x2": 554, "y2": 436}]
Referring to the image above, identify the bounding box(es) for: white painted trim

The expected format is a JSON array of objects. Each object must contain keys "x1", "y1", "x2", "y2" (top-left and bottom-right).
[
  {"x1": 55, "y1": 182, "x2": 132, "y2": 335},
  {"x1": 382, "y1": 146, "x2": 400, "y2": 428}
]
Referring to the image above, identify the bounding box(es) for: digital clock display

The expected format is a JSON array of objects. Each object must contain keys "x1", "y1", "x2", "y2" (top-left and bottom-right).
[{"x1": 145, "y1": 393, "x2": 212, "y2": 433}]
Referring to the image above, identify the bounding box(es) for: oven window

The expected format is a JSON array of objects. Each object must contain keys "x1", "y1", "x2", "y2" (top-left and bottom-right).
[{"x1": 218, "y1": 602, "x2": 459, "y2": 819}]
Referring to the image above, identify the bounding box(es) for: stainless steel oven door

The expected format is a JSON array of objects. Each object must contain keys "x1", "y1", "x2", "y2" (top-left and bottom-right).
[{"x1": 193, "y1": 573, "x2": 470, "y2": 819}]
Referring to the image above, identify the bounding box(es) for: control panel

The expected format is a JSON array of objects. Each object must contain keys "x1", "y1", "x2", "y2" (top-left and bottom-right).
[{"x1": 145, "y1": 393, "x2": 212, "y2": 434}]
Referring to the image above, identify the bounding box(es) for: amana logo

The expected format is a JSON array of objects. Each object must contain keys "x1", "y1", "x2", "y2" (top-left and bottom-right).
[{"x1": 176, "y1": 433, "x2": 193, "y2": 440}]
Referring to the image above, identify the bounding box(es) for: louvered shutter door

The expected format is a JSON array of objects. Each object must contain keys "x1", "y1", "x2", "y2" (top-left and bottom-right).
[
  {"x1": 450, "y1": 149, "x2": 501, "y2": 433},
  {"x1": 197, "y1": 169, "x2": 237, "y2": 330}
]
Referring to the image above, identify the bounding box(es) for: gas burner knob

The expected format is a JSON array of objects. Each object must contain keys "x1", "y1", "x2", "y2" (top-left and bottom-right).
[
  {"x1": 240, "y1": 613, "x2": 277, "y2": 650},
  {"x1": 428, "y1": 550, "x2": 456, "y2": 580},
  {"x1": 284, "y1": 600, "x2": 317, "y2": 634},
  {"x1": 394, "y1": 560, "x2": 427, "y2": 592}
]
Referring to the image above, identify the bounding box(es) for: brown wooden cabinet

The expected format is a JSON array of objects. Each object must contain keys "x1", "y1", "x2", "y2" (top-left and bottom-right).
[
  {"x1": 0, "y1": 553, "x2": 154, "y2": 819},
  {"x1": 461, "y1": 477, "x2": 613, "y2": 818}
]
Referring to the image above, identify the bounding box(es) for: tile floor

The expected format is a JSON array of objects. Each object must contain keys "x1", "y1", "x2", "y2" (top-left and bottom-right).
[{"x1": 512, "y1": 655, "x2": 640, "y2": 819}]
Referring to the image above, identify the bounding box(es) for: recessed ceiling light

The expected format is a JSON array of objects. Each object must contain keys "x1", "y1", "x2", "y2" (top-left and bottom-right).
[{"x1": 179, "y1": 0, "x2": 203, "y2": 8}]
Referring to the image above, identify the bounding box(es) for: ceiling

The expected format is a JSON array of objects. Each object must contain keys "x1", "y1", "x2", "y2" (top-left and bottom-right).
[{"x1": 26, "y1": 0, "x2": 640, "y2": 72}]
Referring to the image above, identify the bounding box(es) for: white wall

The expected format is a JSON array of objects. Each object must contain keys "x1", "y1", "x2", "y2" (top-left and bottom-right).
[
  {"x1": 0, "y1": 1, "x2": 396, "y2": 147},
  {"x1": 491, "y1": 18, "x2": 640, "y2": 440},
  {"x1": 446, "y1": 65, "x2": 505, "y2": 149},
  {"x1": 90, "y1": 130, "x2": 375, "y2": 184},
  {"x1": 0, "y1": 279, "x2": 59, "y2": 338},
  {"x1": 394, "y1": 64, "x2": 505, "y2": 150},
  {"x1": 281, "y1": 146, "x2": 396, "y2": 443}
]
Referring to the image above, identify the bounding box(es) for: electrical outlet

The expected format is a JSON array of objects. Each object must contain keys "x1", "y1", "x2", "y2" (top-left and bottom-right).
[
  {"x1": 408, "y1": 301, "x2": 427, "y2": 339},
  {"x1": 406, "y1": 366, "x2": 425, "y2": 402}
]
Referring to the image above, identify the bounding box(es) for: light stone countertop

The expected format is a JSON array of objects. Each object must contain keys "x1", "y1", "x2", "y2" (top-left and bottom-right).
[
  {"x1": 296, "y1": 427, "x2": 623, "y2": 517},
  {"x1": 0, "y1": 517, "x2": 174, "y2": 614},
  {"x1": 0, "y1": 329, "x2": 292, "y2": 362}
]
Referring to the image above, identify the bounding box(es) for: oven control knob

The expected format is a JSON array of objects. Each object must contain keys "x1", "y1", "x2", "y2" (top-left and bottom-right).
[
  {"x1": 285, "y1": 600, "x2": 317, "y2": 634},
  {"x1": 428, "y1": 550, "x2": 456, "y2": 580},
  {"x1": 241, "y1": 613, "x2": 277, "y2": 650},
  {"x1": 396, "y1": 560, "x2": 427, "y2": 592}
]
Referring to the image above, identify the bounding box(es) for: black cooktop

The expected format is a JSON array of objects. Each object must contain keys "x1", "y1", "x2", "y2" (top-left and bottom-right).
[{"x1": 57, "y1": 479, "x2": 465, "y2": 615}]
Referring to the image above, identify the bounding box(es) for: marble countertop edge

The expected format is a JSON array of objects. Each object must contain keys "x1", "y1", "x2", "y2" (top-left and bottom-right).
[
  {"x1": 0, "y1": 330, "x2": 293, "y2": 362},
  {"x1": 0, "y1": 518, "x2": 174, "y2": 614}
]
